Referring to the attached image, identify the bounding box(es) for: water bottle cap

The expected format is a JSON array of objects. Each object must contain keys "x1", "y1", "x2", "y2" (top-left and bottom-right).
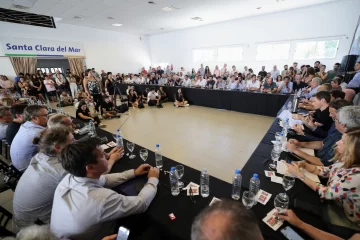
[
  {"x1": 156, "y1": 144, "x2": 160, "y2": 147},
  {"x1": 170, "y1": 167, "x2": 175, "y2": 171},
  {"x1": 280, "y1": 133, "x2": 284, "y2": 136},
  {"x1": 116, "y1": 129, "x2": 120, "y2": 132},
  {"x1": 286, "y1": 118, "x2": 289, "y2": 122},
  {"x1": 253, "y1": 173, "x2": 258, "y2": 179},
  {"x1": 202, "y1": 168, "x2": 207, "y2": 173},
  {"x1": 235, "y1": 169, "x2": 240, "y2": 174}
]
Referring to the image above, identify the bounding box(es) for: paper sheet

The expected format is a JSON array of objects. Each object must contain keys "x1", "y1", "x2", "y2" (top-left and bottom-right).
[
  {"x1": 278, "y1": 110, "x2": 303, "y2": 127},
  {"x1": 299, "y1": 148, "x2": 315, "y2": 156}
]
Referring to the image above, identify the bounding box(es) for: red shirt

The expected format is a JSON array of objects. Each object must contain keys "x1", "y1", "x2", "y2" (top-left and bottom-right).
[{"x1": 142, "y1": 70, "x2": 148, "y2": 75}]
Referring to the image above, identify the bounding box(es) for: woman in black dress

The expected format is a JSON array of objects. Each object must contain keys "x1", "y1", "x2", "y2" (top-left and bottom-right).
[
  {"x1": 174, "y1": 88, "x2": 189, "y2": 107},
  {"x1": 30, "y1": 74, "x2": 45, "y2": 102},
  {"x1": 76, "y1": 101, "x2": 102, "y2": 127},
  {"x1": 128, "y1": 89, "x2": 139, "y2": 107}
]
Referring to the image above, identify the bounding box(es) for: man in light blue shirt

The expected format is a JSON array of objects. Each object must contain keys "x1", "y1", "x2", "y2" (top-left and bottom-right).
[
  {"x1": 10, "y1": 105, "x2": 48, "y2": 171},
  {"x1": 198, "y1": 64, "x2": 205, "y2": 77},
  {"x1": 277, "y1": 76, "x2": 293, "y2": 94},
  {"x1": 270, "y1": 65, "x2": 280, "y2": 80},
  {"x1": 347, "y1": 61, "x2": 360, "y2": 90},
  {"x1": 305, "y1": 77, "x2": 321, "y2": 99},
  {"x1": 229, "y1": 76, "x2": 238, "y2": 90}
]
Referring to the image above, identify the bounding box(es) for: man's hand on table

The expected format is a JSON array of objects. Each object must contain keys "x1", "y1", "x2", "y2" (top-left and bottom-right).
[
  {"x1": 292, "y1": 124, "x2": 305, "y2": 135},
  {"x1": 148, "y1": 167, "x2": 160, "y2": 179},
  {"x1": 134, "y1": 164, "x2": 152, "y2": 176},
  {"x1": 108, "y1": 147, "x2": 124, "y2": 163}
]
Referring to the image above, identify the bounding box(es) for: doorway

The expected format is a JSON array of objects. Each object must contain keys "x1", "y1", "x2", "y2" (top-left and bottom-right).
[{"x1": 36, "y1": 58, "x2": 70, "y2": 74}]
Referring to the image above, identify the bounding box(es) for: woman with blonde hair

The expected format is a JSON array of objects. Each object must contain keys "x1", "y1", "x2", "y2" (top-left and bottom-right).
[
  {"x1": 285, "y1": 129, "x2": 360, "y2": 230},
  {"x1": 214, "y1": 65, "x2": 221, "y2": 77}
]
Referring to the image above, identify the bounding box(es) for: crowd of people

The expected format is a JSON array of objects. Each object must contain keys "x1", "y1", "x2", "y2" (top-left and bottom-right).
[{"x1": 0, "y1": 60, "x2": 359, "y2": 240}]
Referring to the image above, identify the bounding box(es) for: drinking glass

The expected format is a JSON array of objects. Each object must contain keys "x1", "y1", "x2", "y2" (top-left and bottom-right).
[
  {"x1": 242, "y1": 191, "x2": 256, "y2": 209},
  {"x1": 287, "y1": 101, "x2": 293, "y2": 111},
  {"x1": 275, "y1": 132, "x2": 282, "y2": 142},
  {"x1": 139, "y1": 149, "x2": 148, "y2": 162},
  {"x1": 126, "y1": 141, "x2": 136, "y2": 159},
  {"x1": 269, "y1": 148, "x2": 280, "y2": 171},
  {"x1": 281, "y1": 175, "x2": 295, "y2": 199},
  {"x1": 274, "y1": 193, "x2": 289, "y2": 219},
  {"x1": 175, "y1": 165, "x2": 185, "y2": 188}
]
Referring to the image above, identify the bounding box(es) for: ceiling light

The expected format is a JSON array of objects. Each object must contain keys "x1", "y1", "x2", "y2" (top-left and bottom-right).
[
  {"x1": 74, "y1": 15, "x2": 85, "y2": 20},
  {"x1": 161, "y1": 6, "x2": 179, "y2": 12},
  {"x1": 191, "y1": 17, "x2": 203, "y2": 21},
  {"x1": 148, "y1": 1, "x2": 155, "y2": 4},
  {"x1": 112, "y1": 23, "x2": 122, "y2": 27},
  {"x1": 160, "y1": 28, "x2": 164, "y2": 30},
  {"x1": 108, "y1": 17, "x2": 115, "y2": 20}
]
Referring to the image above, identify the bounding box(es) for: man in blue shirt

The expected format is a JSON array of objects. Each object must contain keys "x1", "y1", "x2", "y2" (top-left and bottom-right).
[
  {"x1": 198, "y1": 64, "x2": 205, "y2": 77},
  {"x1": 347, "y1": 61, "x2": 360, "y2": 92},
  {"x1": 277, "y1": 76, "x2": 293, "y2": 94},
  {"x1": 10, "y1": 105, "x2": 48, "y2": 171},
  {"x1": 287, "y1": 105, "x2": 360, "y2": 166},
  {"x1": 304, "y1": 77, "x2": 321, "y2": 99}
]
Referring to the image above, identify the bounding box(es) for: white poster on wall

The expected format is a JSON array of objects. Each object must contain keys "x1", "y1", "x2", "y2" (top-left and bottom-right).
[{"x1": 0, "y1": 37, "x2": 85, "y2": 57}]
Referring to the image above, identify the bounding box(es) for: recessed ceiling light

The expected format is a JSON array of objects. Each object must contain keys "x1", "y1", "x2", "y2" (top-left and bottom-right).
[
  {"x1": 256, "y1": 7, "x2": 261, "y2": 9},
  {"x1": 161, "y1": 6, "x2": 179, "y2": 11},
  {"x1": 160, "y1": 28, "x2": 164, "y2": 30},
  {"x1": 191, "y1": 17, "x2": 203, "y2": 21},
  {"x1": 108, "y1": 17, "x2": 115, "y2": 20},
  {"x1": 74, "y1": 15, "x2": 85, "y2": 20},
  {"x1": 112, "y1": 23, "x2": 122, "y2": 27},
  {"x1": 148, "y1": 1, "x2": 155, "y2": 4}
]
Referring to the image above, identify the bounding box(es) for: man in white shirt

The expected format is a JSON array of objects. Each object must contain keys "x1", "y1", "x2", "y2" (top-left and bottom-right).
[
  {"x1": 270, "y1": 65, "x2": 280, "y2": 80},
  {"x1": 147, "y1": 88, "x2": 162, "y2": 108},
  {"x1": 50, "y1": 138, "x2": 159, "y2": 240},
  {"x1": 221, "y1": 64, "x2": 228, "y2": 76},
  {"x1": 195, "y1": 76, "x2": 206, "y2": 88},
  {"x1": 246, "y1": 74, "x2": 261, "y2": 91},
  {"x1": 183, "y1": 75, "x2": 192, "y2": 87},
  {"x1": 228, "y1": 76, "x2": 238, "y2": 90}
]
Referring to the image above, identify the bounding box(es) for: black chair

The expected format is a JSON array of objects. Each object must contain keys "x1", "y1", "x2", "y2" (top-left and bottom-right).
[{"x1": 0, "y1": 205, "x2": 14, "y2": 237}]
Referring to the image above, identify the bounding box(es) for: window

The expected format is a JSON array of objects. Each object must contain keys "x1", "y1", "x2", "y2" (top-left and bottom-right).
[
  {"x1": 193, "y1": 49, "x2": 215, "y2": 63},
  {"x1": 217, "y1": 47, "x2": 243, "y2": 61},
  {"x1": 36, "y1": 67, "x2": 62, "y2": 74},
  {"x1": 294, "y1": 40, "x2": 339, "y2": 59},
  {"x1": 256, "y1": 43, "x2": 290, "y2": 61}
]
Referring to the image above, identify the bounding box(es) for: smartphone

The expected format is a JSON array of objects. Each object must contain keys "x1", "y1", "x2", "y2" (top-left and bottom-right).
[
  {"x1": 280, "y1": 226, "x2": 304, "y2": 240},
  {"x1": 116, "y1": 226, "x2": 130, "y2": 240}
]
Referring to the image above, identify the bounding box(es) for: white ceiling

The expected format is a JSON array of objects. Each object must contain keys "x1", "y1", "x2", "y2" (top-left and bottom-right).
[{"x1": 0, "y1": 0, "x2": 343, "y2": 35}]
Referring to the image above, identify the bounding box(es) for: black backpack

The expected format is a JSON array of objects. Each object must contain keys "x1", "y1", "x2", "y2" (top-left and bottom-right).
[{"x1": 116, "y1": 104, "x2": 129, "y2": 113}]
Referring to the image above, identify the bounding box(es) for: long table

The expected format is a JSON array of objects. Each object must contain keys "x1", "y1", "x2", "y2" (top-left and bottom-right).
[
  {"x1": 117, "y1": 83, "x2": 289, "y2": 117},
  {"x1": 73, "y1": 94, "x2": 354, "y2": 240}
]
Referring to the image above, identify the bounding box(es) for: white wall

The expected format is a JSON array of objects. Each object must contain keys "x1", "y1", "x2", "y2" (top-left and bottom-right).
[
  {"x1": 0, "y1": 22, "x2": 151, "y2": 79},
  {"x1": 148, "y1": 0, "x2": 360, "y2": 74}
]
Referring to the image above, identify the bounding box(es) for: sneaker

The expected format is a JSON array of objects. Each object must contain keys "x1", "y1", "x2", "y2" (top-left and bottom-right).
[
  {"x1": 185, "y1": 104, "x2": 190, "y2": 107},
  {"x1": 98, "y1": 123, "x2": 106, "y2": 128}
]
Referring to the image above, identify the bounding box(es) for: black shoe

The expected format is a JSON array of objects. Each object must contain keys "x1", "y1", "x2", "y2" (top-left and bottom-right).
[
  {"x1": 160, "y1": 104, "x2": 163, "y2": 108},
  {"x1": 157, "y1": 105, "x2": 161, "y2": 108}
]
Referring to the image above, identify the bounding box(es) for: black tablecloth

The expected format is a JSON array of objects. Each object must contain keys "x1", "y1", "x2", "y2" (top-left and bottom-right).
[{"x1": 117, "y1": 84, "x2": 289, "y2": 117}]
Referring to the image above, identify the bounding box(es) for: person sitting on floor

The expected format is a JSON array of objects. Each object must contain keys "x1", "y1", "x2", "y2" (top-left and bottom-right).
[
  {"x1": 287, "y1": 105, "x2": 360, "y2": 166},
  {"x1": 128, "y1": 89, "x2": 140, "y2": 108},
  {"x1": 286, "y1": 128, "x2": 360, "y2": 231},
  {"x1": 157, "y1": 87, "x2": 168, "y2": 102},
  {"x1": 59, "y1": 91, "x2": 73, "y2": 107},
  {"x1": 101, "y1": 96, "x2": 121, "y2": 118},
  {"x1": 6, "y1": 104, "x2": 27, "y2": 145},
  {"x1": 174, "y1": 88, "x2": 189, "y2": 108},
  {"x1": 191, "y1": 200, "x2": 263, "y2": 240},
  {"x1": 0, "y1": 106, "x2": 12, "y2": 141},
  {"x1": 147, "y1": 88, "x2": 163, "y2": 108},
  {"x1": 10, "y1": 105, "x2": 48, "y2": 171},
  {"x1": 142, "y1": 88, "x2": 150, "y2": 104},
  {"x1": 76, "y1": 101, "x2": 105, "y2": 128},
  {"x1": 76, "y1": 89, "x2": 87, "y2": 101},
  {"x1": 50, "y1": 137, "x2": 159, "y2": 240}
]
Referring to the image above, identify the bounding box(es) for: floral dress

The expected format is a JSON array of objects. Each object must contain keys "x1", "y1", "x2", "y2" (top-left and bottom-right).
[{"x1": 316, "y1": 161, "x2": 360, "y2": 226}]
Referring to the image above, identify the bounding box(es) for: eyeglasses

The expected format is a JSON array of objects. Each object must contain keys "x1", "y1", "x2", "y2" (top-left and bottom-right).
[{"x1": 34, "y1": 113, "x2": 49, "y2": 118}]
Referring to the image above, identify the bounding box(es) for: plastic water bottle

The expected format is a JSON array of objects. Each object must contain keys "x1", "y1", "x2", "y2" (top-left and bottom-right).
[
  {"x1": 231, "y1": 169, "x2": 242, "y2": 200},
  {"x1": 155, "y1": 144, "x2": 163, "y2": 168},
  {"x1": 200, "y1": 168, "x2": 210, "y2": 197},
  {"x1": 249, "y1": 173, "x2": 260, "y2": 205},
  {"x1": 89, "y1": 120, "x2": 96, "y2": 137},
  {"x1": 169, "y1": 167, "x2": 180, "y2": 196},
  {"x1": 115, "y1": 129, "x2": 123, "y2": 148}
]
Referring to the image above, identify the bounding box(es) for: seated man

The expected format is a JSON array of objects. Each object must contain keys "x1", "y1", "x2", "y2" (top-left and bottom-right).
[
  {"x1": 262, "y1": 77, "x2": 277, "y2": 93},
  {"x1": 173, "y1": 74, "x2": 181, "y2": 86},
  {"x1": 147, "y1": 88, "x2": 163, "y2": 108},
  {"x1": 0, "y1": 106, "x2": 13, "y2": 141},
  {"x1": 330, "y1": 89, "x2": 345, "y2": 101},
  {"x1": 191, "y1": 200, "x2": 263, "y2": 240},
  {"x1": 47, "y1": 114, "x2": 74, "y2": 131},
  {"x1": 101, "y1": 96, "x2": 120, "y2": 119},
  {"x1": 157, "y1": 87, "x2": 168, "y2": 102},
  {"x1": 182, "y1": 75, "x2": 192, "y2": 87},
  {"x1": 287, "y1": 105, "x2": 360, "y2": 166},
  {"x1": 51, "y1": 138, "x2": 159, "y2": 240},
  {"x1": 205, "y1": 76, "x2": 215, "y2": 89},
  {"x1": 174, "y1": 88, "x2": 189, "y2": 107},
  {"x1": 142, "y1": 88, "x2": 150, "y2": 103},
  {"x1": 292, "y1": 91, "x2": 334, "y2": 138},
  {"x1": 59, "y1": 91, "x2": 73, "y2": 107},
  {"x1": 246, "y1": 74, "x2": 260, "y2": 91},
  {"x1": 346, "y1": 61, "x2": 360, "y2": 93},
  {"x1": 10, "y1": 105, "x2": 48, "y2": 171},
  {"x1": 292, "y1": 74, "x2": 307, "y2": 92},
  {"x1": 228, "y1": 76, "x2": 238, "y2": 90},
  {"x1": 304, "y1": 77, "x2": 321, "y2": 99},
  {"x1": 6, "y1": 104, "x2": 27, "y2": 145},
  {"x1": 213, "y1": 76, "x2": 225, "y2": 90},
  {"x1": 331, "y1": 78, "x2": 342, "y2": 91},
  {"x1": 195, "y1": 76, "x2": 206, "y2": 88},
  {"x1": 277, "y1": 76, "x2": 293, "y2": 94}
]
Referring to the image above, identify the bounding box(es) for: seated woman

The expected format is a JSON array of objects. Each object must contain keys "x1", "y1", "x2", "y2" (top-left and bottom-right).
[
  {"x1": 59, "y1": 91, "x2": 73, "y2": 107},
  {"x1": 128, "y1": 89, "x2": 140, "y2": 108},
  {"x1": 142, "y1": 88, "x2": 150, "y2": 103},
  {"x1": 18, "y1": 77, "x2": 32, "y2": 97},
  {"x1": 285, "y1": 129, "x2": 360, "y2": 231},
  {"x1": 157, "y1": 87, "x2": 168, "y2": 102},
  {"x1": 76, "y1": 101, "x2": 104, "y2": 128},
  {"x1": 76, "y1": 89, "x2": 87, "y2": 101},
  {"x1": 30, "y1": 74, "x2": 46, "y2": 102},
  {"x1": 101, "y1": 96, "x2": 120, "y2": 118},
  {"x1": 174, "y1": 88, "x2": 189, "y2": 107}
]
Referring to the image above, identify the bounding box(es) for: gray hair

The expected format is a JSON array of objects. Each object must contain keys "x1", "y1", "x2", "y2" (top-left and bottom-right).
[
  {"x1": 337, "y1": 106, "x2": 360, "y2": 131},
  {"x1": 48, "y1": 114, "x2": 70, "y2": 130},
  {"x1": 0, "y1": 106, "x2": 10, "y2": 117},
  {"x1": 191, "y1": 200, "x2": 262, "y2": 240},
  {"x1": 24, "y1": 105, "x2": 47, "y2": 122},
  {"x1": 1, "y1": 224, "x2": 53, "y2": 240},
  {"x1": 312, "y1": 77, "x2": 322, "y2": 86}
]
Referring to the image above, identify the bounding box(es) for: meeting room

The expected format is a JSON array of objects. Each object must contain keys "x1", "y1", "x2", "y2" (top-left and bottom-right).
[{"x1": 1, "y1": 0, "x2": 360, "y2": 239}]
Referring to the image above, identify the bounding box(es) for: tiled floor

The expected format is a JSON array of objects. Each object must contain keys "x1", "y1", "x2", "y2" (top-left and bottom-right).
[{"x1": 0, "y1": 102, "x2": 274, "y2": 218}]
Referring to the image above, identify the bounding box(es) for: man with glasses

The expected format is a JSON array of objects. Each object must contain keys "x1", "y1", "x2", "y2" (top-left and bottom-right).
[{"x1": 10, "y1": 105, "x2": 48, "y2": 171}]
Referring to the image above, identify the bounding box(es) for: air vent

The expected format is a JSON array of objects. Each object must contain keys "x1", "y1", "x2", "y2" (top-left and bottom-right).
[
  {"x1": 0, "y1": 7, "x2": 56, "y2": 28},
  {"x1": 11, "y1": 4, "x2": 31, "y2": 10},
  {"x1": 191, "y1": 17, "x2": 203, "y2": 21}
]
